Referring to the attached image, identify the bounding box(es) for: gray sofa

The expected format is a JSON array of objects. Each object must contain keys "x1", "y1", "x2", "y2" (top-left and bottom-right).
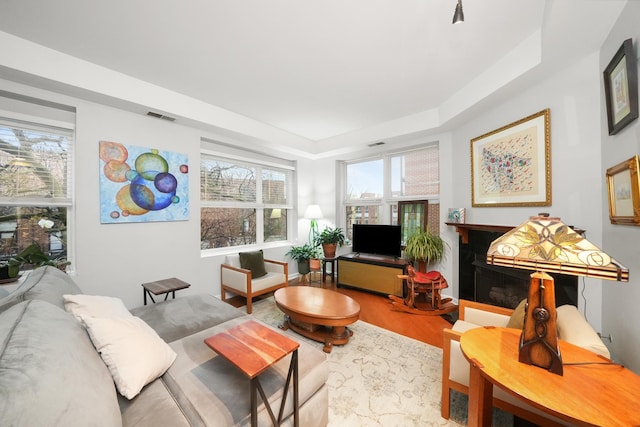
[{"x1": 0, "y1": 266, "x2": 329, "y2": 426}]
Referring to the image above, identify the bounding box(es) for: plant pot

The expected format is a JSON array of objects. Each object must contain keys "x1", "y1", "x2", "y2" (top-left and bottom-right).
[
  {"x1": 322, "y1": 243, "x2": 337, "y2": 258},
  {"x1": 297, "y1": 260, "x2": 311, "y2": 275},
  {"x1": 415, "y1": 260, "x2": 428, "y2": 273},
  {"x1": 310, "y1": 258, "x2": 321, "y2": 271}
]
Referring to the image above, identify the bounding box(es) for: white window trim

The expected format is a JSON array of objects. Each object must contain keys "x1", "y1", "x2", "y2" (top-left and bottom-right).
[
  {"x1": 0, "y1": 110, "x2": 75, "y2": 272},
  {"x1": 339, "y1": 142, "x2": 440, "y2": 228},
  {"x1": 200, "y1": 149, "x2": 296, "y2": 255}
]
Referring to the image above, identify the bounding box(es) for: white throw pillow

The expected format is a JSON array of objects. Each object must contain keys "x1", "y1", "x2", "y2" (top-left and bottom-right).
[
  {"x1": 83, "y1": 316, "x2": 177, "y2": 399},
  {"x1": 63, "y1": 294, "x2": 132, "y2": 323}
]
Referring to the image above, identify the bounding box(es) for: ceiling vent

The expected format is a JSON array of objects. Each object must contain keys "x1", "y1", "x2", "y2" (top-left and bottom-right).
[
  {"x1": 146, "y1": 111, "x2": 176, "y2": 122},
  {"x1": 368, "y1": 141, "x2": 385, "y2": 147}
]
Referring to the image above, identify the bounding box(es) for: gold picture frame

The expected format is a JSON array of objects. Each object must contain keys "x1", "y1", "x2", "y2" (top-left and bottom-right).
[
  {"x1": 606, "y1": 155, "x2": 640, "y2": 225},
  {"x1": 471, "y1": 109, "x2": 551, "y2": 207}
]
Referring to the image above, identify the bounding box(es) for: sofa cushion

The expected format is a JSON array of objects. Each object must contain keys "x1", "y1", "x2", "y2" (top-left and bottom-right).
[
  {"x1": 556, "y1": 304, "x2": 610, "y2": 359},
  {"x1": 239, "y1": 250, "x2": 268, "y2": 278},
  {"x1": 130, "y1": 293, "x2": 246, "y2": 342},
  {"x1": 118, "y1": 380, "x2": 191, "y2": 427},
  {"x1": 64, "y1": 294, "x2": 132, "y2": 323},
  {"x1": 164, "y1": 317, "x2": 328, "y2": 426},
  {"x1": 0, "y1": 266, "x2": 82, "y2": 313},
  {"x1": 0, "y1": 300, "x2": 121, "y2": 426},
  {"x1": 83, "y1": 315, "x2": 177, "y2": 399}
]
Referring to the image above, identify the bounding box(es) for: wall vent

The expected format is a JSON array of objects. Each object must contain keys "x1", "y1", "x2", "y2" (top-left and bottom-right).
[
  {"x1": 146, "y1": 111, "x2": 176, "y2": 121},
  {"x1": 368, "y1": 141, "x2": 385, "y2": 147}
]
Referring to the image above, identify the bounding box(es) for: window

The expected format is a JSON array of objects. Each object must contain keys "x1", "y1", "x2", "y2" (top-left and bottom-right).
[
  {"x1": 0, "y1": 116, "x2": 73, "y2": 266},
  {"x1": 342, "y1": 143, "x2": 439, "y2": 240},
  {"x1": 200, "y1": 152, "x2": 293, "y2": 250}
]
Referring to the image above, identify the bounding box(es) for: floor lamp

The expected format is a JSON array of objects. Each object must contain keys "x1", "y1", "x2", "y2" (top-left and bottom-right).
[
  {"x1": 304, "y1": 204, "x2": 323, "y2": 245},
  {"x1": 486, "y1": 214, "x2": 629, "y2": 375}
]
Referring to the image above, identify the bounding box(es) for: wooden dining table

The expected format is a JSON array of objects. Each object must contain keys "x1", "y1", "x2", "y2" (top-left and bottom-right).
[{"x1": 460, "y1": 327, "x2": 640, "y2": 427}]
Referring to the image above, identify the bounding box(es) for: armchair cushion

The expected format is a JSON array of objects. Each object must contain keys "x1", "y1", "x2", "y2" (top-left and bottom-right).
[
  {"x1": 556, "y1": 304, "x2": 610, "y2": 359},
  {"x1": 239, "y1": 250, "x2": 267, "y2": 278},
  {"x1": 506, "y1": 298, "x2": 527, "y2": 329}
]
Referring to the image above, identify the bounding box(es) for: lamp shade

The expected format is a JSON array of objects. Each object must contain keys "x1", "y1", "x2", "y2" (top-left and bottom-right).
[
  {"x1": 304, "y1": 204, "x2": 323, "y2": 220},
  {"x1": 487, "y1": 215, "x2": 628, "y2": 281},
  {"x1": 270, "y1": 208, "x2": 282, "y2": 219}
]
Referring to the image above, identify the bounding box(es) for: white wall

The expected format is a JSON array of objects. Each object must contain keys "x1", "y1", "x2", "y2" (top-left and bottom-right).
[
  {"x1": 0, "y1": 78, "x2": 293, "y2": 309},
  {"x1": 448, "y1": 52, "x2": 607, "y2": 327},
  {"x1": 600, "y1": 1, "x2": 640, "y2": 373}
]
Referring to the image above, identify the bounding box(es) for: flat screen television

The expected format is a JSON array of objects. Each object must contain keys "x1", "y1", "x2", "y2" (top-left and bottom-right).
[{"x1": 352, "y1": 224, "x2": 402, "y2": 258}]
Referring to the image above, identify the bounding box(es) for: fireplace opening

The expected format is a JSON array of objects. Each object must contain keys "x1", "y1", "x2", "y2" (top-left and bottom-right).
[
  {"x1": 456, "y1": 227, "x2": 578, "y2": 309},
  {"x1": 473, "y1": 258, "x2": 530, "y2": 308}
]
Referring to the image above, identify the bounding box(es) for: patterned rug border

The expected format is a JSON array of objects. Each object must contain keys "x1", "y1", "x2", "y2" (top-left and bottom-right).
[{"x1": 248, "y1": 297, "x2": 513, "y2": 427}]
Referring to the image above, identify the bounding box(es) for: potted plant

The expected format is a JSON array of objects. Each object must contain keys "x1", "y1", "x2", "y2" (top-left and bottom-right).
[
  {"x1": 403, "y1": 228, "x2": 447, "y2": 272},
  {"x1": 314, "y1": 226, "x2": 346, "y2": 258},
  {"x1": 8, "y1": 243, "x2": 70, "y2": 274},
  {"x1": 286, "y1": 243, "x2": 320, "y2": 275}
]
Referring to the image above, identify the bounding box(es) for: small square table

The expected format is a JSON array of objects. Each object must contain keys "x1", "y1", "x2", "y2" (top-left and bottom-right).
[
  {"x1": 204, "y1": 320, "x2": 299, "y2": 426},
  {"x1": 141, "y1": 277, "x2": 191, "y2": 305},
  {"x1": 321, "y1": 257, "x2": 337, "y2": 283}
]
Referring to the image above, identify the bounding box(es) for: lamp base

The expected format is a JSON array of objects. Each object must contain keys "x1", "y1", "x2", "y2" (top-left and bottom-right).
[{"x1": 519, "y1": 272, "x2": 563, "y2": 375}]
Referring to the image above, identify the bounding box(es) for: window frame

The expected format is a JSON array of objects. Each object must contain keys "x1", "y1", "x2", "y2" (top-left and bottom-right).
[
  {"x1": 200, "y1": 148, "x2": 295, "y2": 254},
  {"x1": 339, "y1": 143, "x2": 440, "y2": 238},
  {"x1": 0, "y1": 111, "x2": 75, "y2": 270}
]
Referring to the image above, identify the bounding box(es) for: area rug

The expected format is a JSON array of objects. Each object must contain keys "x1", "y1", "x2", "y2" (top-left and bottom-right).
[{"x1": 249, "y1": 297, "x2": 513, "y2": 427}]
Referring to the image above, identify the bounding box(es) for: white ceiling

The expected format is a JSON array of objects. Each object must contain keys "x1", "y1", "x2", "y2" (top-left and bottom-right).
[{"x1": 0, "y1": 0, "x2": 626, "y2": 156}]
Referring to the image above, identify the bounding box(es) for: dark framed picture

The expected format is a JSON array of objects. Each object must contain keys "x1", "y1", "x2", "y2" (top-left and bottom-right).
[
  {"x1": 603, "y1": 38, "x2": 639, "y2": 135},
  {"x1": 606, "y1": 155, "x2": 640, "y2": 225},
  {"x1": 471, "y1": 109, "x2": 551, "y2": 207}
]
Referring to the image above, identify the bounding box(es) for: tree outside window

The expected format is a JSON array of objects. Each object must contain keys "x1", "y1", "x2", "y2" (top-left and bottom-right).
[
  {"x1": 200, "y1": 154, "x2": 292, "y2": 250},
  {"x1": 0, "y1": 121, "x2": 72, "y2": 264}
]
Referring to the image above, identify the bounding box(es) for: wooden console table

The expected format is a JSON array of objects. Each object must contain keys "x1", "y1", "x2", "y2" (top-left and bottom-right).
[
  {"x1": 337, "y1": 253, "x2": 406, "y2": 297},
  {"x1": 460, "y1": 327, "x2": 640, "y2": 426}
]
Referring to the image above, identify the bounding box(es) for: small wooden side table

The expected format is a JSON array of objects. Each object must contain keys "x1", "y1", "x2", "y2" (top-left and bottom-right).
[
  {"x1": 204, "y1": 320, "x2": 299, "y2": 427},
  {"x1": 460, "y1": 327, "x2": 640, "y2": 427},
  {"x1": 321, "y1": 257, "x2": 337, "y2": 283},
  {"x1": 141, "y1": 277, "x2": 191, "y2": 305}
]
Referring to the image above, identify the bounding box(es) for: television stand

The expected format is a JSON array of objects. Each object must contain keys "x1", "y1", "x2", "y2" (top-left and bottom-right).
[{"x1": 337, "y1": 253, "x2": 407, "y2": 297}]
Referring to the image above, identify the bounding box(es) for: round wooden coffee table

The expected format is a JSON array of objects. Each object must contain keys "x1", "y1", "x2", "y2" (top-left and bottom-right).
[{"x1": 274, "y1": 287, "x2": 360, "y2": 353}]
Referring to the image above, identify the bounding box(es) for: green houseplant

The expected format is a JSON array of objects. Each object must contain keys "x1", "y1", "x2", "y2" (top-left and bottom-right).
[
  {"x1": 5, "y1": 243, "x2": 70, "y2": 277},
  {"x1": 314, "y1": 227, "x2": 346, "y2": 258},
  {"x1": 286, "y1": 243, "x2": 320, "y2": 275},
  {"x1": 403, "y1": 228, "x2": 447, "y2": 272}
]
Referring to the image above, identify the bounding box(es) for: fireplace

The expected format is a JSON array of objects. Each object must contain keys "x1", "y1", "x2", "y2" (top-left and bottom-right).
[{"x1": 448, "y1": 223, "x2": 578, "y2": 309}]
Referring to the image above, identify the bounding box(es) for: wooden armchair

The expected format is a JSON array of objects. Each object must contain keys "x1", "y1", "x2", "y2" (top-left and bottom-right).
[
  {"x1": 220, "y1": 254, "x2": 288, "y2": 314},
  {"x1": 442, "y1": 299, "x2": 610, "y2": 426}
]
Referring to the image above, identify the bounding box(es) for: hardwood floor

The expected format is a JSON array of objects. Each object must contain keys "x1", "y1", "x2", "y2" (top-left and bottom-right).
[{"x1": 226, "y1": 275, "x2": 455, "y2": 349}]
